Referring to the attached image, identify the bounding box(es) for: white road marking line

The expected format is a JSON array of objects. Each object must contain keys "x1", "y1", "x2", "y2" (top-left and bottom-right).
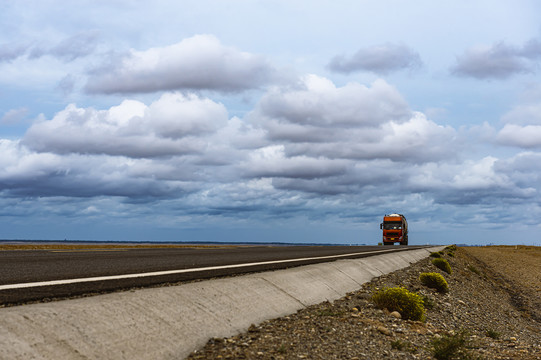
[{"x1": 0, "y1": 248, "x2": 411, "y2": 291}]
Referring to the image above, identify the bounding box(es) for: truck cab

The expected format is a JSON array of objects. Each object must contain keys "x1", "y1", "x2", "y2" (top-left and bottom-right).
[{"x1": 380, "y1": 213, "x2": 408, "y2": 245}]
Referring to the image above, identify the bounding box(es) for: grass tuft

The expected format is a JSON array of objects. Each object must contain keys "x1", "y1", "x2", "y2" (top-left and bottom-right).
[
  {"x1": 431, "y1": 330, "x2": 475, "y2": 360},
  {"x1": 485, "y1": 329, "x2": 500, "y2": 339},
  {"x1": 432, "y1": 258, "x2": 452, "y2": 274},
  {"x1": 372, "y1": 287, "x2": 425, "y2": 321},
  {"x1": 467, "y1": 264, "x2": 481, "y2": 276},
  {"x1": 420, "y1": 272, "x2": 449, "y2": 293}
]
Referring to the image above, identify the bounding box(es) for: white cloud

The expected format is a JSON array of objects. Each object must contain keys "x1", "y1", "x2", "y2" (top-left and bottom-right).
[
  {"x1": 243, "y1": 145, "x2": 348, "y2": 179},
  {"x1": 328, "y1": 43, "x2": 422, "y2": 74},
  {"x1": 85, "y1": 35, "x2": 276, "y2": 94},
  {"x1": 497, "y1": 124, "x2": 541, "y2": 148},
  {"x1": 256, "y1": 76, "x2": 410, "y2": 131},
  {"x1": 1, "y1": 107, "x2": 28, "y2": 125},
  {"x1": 495, "y1": 87, "x2": 541, "y2": 148},
  {"x1": 252, "y1": 75, "x2": 454, "y2": 163},
  {"x1": 501, "y1": 102, "x2": 541, "y2": 125},
  {"x1": 22, "y1": 93, "x2": 228, "y2": 158}
]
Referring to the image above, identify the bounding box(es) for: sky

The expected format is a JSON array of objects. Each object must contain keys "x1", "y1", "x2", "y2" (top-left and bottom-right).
[{"x1": 1, "y1": 0, "x2": 541, "y2": 246}]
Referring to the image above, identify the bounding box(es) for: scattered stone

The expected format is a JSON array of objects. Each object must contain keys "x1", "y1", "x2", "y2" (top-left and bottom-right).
[
  {"x1": 390, "y1": 311, "x2": 401, "y2": 319},
  {"x1": 376, "y1": 326, "x2": 392, "y2": 336}
]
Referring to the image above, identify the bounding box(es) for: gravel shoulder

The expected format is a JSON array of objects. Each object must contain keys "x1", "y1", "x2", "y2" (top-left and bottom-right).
[{"x1": 188, "y1": 246, "x2": 541, "y2": 359}]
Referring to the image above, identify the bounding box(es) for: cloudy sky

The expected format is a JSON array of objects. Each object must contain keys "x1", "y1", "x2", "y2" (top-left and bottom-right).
[{"x1": 1, "y1": 1, "x2": 541, "y2": 245}]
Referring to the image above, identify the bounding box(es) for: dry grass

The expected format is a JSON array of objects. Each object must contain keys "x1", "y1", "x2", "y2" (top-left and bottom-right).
[
  {"x1": 463, "y1": 245, "x2": 541, "y2": 321},
  {"x1": 463, "y1": 246, "x2": 541, "y2": 293}
]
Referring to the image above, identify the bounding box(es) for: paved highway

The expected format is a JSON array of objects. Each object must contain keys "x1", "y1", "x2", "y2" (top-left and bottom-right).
[{"x1": 0, "y1": 244, "x2": 425, "y2": 305}]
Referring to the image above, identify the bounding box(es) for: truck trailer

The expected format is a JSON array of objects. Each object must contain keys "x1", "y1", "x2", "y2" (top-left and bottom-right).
[{"x1": 380, "y1": 213, "x2": 408, "y2": 245}]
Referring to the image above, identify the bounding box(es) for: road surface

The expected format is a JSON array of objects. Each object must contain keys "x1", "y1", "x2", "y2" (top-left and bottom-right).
[{"x1": 0, "y1": 244, "x2": 425, "y2": 305}]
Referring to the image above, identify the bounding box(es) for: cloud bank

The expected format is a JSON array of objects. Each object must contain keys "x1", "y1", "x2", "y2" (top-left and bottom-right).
[{"x1": 2, "y1": 73, "x2": 537, "y2": 231}]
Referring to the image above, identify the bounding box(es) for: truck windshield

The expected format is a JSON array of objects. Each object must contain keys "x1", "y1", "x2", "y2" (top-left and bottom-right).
[{"x1": 383, "y1": 222, "x2": 402, "y2": 230}]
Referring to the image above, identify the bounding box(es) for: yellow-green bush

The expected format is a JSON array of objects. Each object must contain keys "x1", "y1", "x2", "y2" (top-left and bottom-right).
[
  {"x1": 432, "y1": 258, "x2": 452, "y2": 274},
  {"x1": 372, "y1": 287, "x2": 425, "y2": 321},
  {"x1": 420, "y1": 272, "x2": 449, "y2": 293},
  {"x1": 445, "y1": 245, "x2": 457, "y2": 252}
]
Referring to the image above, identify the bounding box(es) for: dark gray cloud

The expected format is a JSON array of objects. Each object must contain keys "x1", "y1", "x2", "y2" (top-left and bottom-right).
[
  {"x1": 29, "y1": 31, "x2": 99, "y2": 61},
  {"x1": 84, "y1": 35, "x2": 276, "y2": 94},
  {"x1": 0, "y1": 42, "x2": 28, "y2": 62},
  {"x1": 328, "y1": 43, "x2": 422, "y2": 74},
  {"x1": 451, "y1": 39, "x2": 541, "y2": 79}
]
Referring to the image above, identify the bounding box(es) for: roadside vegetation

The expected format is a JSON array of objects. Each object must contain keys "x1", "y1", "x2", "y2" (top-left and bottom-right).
[
  {"x1": 432, "y1": 257, "x2": 452, "y2": 274},
  {"x1": 371, "y1": 287, "x2": 425, "y2": 321},
  {"x1": 419, "y1": 272, "x2": 449, "y2": 293}
]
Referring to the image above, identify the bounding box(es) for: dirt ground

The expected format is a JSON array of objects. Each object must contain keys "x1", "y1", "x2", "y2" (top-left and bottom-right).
[{"x1": 463, "y1": 246, "x2": 541, "y2": 322}]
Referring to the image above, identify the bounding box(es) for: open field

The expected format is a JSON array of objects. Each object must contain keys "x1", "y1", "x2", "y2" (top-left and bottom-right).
[
  {"x1": 463, "y1": 245, "x2": 541, "y2": 322},
  {"x1": 462, "y1": 246, "x2": 540, "y2": 293}
]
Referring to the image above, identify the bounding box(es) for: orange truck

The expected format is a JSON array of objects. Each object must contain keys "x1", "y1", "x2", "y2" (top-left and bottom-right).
[{"x1": 380, "y1": 213, "x2": 408, "y2": 245}]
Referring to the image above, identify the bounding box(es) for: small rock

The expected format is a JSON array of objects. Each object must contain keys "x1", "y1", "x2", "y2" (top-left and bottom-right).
[
  {"x1": 390, "y1": 311, "x2": 402, "y2": 319},
  {"x1": 377, "y1": 326, "x2": 392, "y2": 336},
  {"x1": 457, "y1": 300, "x2": 466, "y2": 305}
]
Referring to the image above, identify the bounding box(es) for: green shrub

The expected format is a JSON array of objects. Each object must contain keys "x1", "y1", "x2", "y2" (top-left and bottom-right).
[
  {"x1": 431, "y1": 330, "x2": 472, "y2": 360},
  {"x1": 485, "y1": 329, "x2": 500, "y2": 339},
  {"x1": 420, "y1": 272, "x2": 449, "y2": 293},
  {"x1": 447, "y1": 252, "x2": 455, "y2": 257},
  {"x1": 372, "y1": 287, "x2": 425, "y2": 321},
  {"x1": 446, "y1": 245, "x2": 457, "y2": 252},
  {"x1": 391, "y1": 339, "x2": 406, "y2": 350},
  {"x1": 430, "y1": 251, "x2": 443, "y2": 258},
  {"x1": 432, "y1": 258, "x2": 452, "y2": 274},
  {"x1": 467, "y1": 264, "x2": 480, "y2": 276}
]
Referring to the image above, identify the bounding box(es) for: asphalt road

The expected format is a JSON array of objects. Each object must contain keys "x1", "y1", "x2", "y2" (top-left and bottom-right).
[{"x1": 0, "y1": 245, "x2": 425, "y2": 305}]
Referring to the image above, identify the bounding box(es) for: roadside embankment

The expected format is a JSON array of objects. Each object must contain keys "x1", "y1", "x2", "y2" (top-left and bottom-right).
[
  {"x1": 188, "y1": 246, "x2": 541, "y2": 359},
  {"x1": 0, "y1": 247, "x2": 443, "y2": 360}
]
